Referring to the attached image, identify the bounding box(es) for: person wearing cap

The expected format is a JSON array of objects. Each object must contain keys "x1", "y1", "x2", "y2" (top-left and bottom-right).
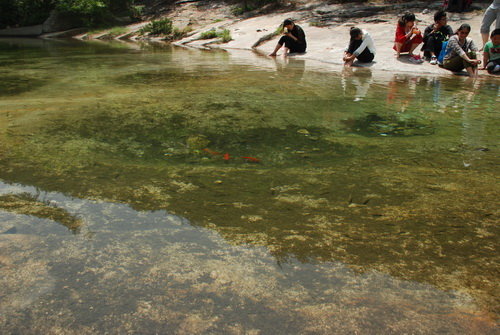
[{"x1": 269, "y1": 19, "x2": 307, "y2": 56}]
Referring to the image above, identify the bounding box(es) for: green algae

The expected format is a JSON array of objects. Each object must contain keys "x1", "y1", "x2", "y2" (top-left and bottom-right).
[
  {"x1": 0, "y1": 75, "x2": 47, "y2": 96},
  {"x1": 0, "y1": 193, "x2": 82, "y2": 233}
]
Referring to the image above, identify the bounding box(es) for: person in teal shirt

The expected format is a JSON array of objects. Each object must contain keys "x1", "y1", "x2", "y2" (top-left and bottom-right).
[{"x1": 483, "y1": 29, "x2": 500, "y2": 73}]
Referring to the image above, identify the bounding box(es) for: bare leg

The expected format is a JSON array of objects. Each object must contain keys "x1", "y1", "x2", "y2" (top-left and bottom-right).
[
  {"x1": 408, "y1": 43, "x2": 420, "y2": 56},
  {"x1": 344, "y1": 59, "x2": 355, "y2": 67},
  {"x1": 343, "y1": 53, "x2": 355, "y2": 67},
  {"x1": 481, "y1": 33, "x2": 489, "y2": 50},
  {"x1": 466, "y1": 66, "x2": 478, "y2": 77},
  {"x1": 269, "y1": 43, "x2": 283, "y2": 56},
  {"x1": 394, "y1": 42, "x2": 403, "y2": 57}
]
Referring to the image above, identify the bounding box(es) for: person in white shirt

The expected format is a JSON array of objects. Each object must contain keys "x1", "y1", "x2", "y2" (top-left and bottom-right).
[
  {"x1": 481, "y1": 0, "x2": 500, "y2": 47},
  {"x1": 343, "y1": 27, "x2": 376, "y2": 67}
]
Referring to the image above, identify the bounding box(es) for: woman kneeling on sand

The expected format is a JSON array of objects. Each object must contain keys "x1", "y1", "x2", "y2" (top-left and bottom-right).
[
  {"x1": 343, "y1": 27, "x2": 376, "y2": 67},
  {"x1": 443, "y1": 23, "x2": 481, "y2": 77}
]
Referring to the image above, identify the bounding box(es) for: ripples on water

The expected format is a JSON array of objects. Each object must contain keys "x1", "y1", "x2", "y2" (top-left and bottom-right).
[{"x1": 0, "y1": 38, "x2": 498, "y2": 334}]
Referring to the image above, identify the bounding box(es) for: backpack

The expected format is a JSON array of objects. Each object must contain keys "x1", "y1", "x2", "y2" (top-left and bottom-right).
[{"x1": 437, "y1": 40, "x2": 449, "y2": 65}]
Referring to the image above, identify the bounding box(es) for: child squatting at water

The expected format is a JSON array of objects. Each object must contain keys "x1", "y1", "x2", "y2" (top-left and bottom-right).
[{"x1": 482, "y1": 28, "x2": 500, "y2": 73}]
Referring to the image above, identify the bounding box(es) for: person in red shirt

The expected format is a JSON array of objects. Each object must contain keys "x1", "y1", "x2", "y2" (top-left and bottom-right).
[{"x1": 393, "y1": 12, "x2": 424, "y2": 63}]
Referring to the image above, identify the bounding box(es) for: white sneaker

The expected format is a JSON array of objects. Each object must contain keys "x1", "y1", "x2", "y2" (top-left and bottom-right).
[
  {"x1": 430, "y1": 56, "x2": 437, "y2": 65},
  {"x1": 494, "y1": 64, "x2": 500, "y2": 73}
]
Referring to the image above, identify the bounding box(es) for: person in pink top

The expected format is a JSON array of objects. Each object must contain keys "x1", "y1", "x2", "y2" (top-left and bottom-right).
[{"x1": 393, "y1": 12, "x2": 424, "y2": 63}]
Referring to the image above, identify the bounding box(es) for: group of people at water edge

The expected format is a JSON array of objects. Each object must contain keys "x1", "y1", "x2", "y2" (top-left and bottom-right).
[{"x1": 268, "y1": 1, "x2": 500, "y2": 77}]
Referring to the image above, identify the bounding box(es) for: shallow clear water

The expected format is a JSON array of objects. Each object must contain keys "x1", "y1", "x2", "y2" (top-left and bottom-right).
[{"x1": 0, "y1": 38, "x2": 499, "y2": 334}]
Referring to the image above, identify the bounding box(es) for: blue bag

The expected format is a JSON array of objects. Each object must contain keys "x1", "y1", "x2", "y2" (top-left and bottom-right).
[{"x1": 437, "y1": 41, "x2": 449, "y2": 65}]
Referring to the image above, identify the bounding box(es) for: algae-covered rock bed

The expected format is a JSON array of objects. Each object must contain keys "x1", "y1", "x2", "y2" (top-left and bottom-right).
[{"x1": 0, "y1": 39, "x2": 498, "y2": 333}]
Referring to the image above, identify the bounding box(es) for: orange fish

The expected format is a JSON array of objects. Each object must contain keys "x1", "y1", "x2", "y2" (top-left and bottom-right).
[
  {"x1": 223, "y1": 153, "x2": 231, "y2": 160},
  {"x1": 203, "y1": 148, "x2": 221, "y2": 156},
  {"x1": 242, "y1": 156, "x2": 260, "y2": 163}
]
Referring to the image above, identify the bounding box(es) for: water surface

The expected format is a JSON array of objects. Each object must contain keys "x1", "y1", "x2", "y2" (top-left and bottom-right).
[{"x1": 0, "y1": 38, "x2": 499, "y2": 334}]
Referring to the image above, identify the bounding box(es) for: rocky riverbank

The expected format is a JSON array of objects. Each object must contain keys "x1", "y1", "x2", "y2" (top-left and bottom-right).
[{"x1": 73, "y1": 0, "x2": 496, "y2": 76}]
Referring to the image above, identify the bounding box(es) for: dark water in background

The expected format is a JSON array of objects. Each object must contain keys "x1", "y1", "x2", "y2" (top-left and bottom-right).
[{"x1": 0, "y1": 38, "x2": 498, "y2": 334}]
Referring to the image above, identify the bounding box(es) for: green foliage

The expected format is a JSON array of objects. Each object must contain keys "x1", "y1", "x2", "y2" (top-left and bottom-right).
[
  {"x1": 139, "y1": 18, "x2": 173, "y2": 35},
  {"x1": 55, "y1": 0, "x2": 110, "y2": 26},
  {"x1": 232, "y1": 0, "x2": 283, "y2": 16},
  {"x1": 172, "y1": 26, "x2": 192, "y2": 40},
  {"x1": 0, "y1": 0, "x2": 54, "y2": 28},
  {"x1": 108, "y1": 26, "x2": 127, "y2": 36},
  {"x1": 0, "y1": 0, "x2": 133, "y2": 29},
  {"x1": 200, "y1": 28, "x2": 218, "y2": 39},
  {"x1": 231, "y1": 6, "x2": 248, "y2": 16},
  {"x1": 200, "y1": 28, "x2": 232, "y2": 43},
  {"x1": 274, "y1": 24, "x2": 284, "y2": 35},
  {"x1": 219, "y1": 29, "x2": 232, "y2": 43},
  {"x1": 138, "y1": 19, "x2": 191, "y2": 41},
  {"x1": 309, "y1": 21, "x2": 323, "y2": 27},
  {"x1": 56, "y1": 0, "x2": 106, "y2": 15},
  {"x1": 130, "y1": 4, "x2": 144, "y2": 19}
]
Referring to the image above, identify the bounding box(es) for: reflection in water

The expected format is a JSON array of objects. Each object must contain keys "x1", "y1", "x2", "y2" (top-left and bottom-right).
[
  {"x1": 0, "y1": 181, "x2": 496, "y2": 334},
  {"x1": 0, "y1": 38, "x2": 499, "y2": 332},
  {"x1": 341, "y1": 67, "x2": 373, "y2": 102},
  {"x1": 0, "y1": 192, "x2": 82, "y2": 233}
]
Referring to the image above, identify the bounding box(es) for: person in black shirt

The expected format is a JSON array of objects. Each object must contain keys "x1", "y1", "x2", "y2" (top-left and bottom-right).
[
  {"x1": 422, "y1": 10, "x2": 454, "y2": 63},
  {"x1": 269, "y1": 19, "x2": 307, "y2": 56}
]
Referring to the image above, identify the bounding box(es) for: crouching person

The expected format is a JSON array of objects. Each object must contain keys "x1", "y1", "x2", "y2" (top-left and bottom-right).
[
  {"x1": 421, "y1": 10, "x2": 454, "y2": 64},
  {"x1": 269, "y1": 19, "x2": 307, "y2": 56},
  {"x1": 343, "y1": 27, "x2": 376, "y2": 67},
  {"x1": 483, "y1": 28, "x2": 500, "y2": 74},
  {"x1": 443, "y1": 24, "x2": 481, "y2": 76}
]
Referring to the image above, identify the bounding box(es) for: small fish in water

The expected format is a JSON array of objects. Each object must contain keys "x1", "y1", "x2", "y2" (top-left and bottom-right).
[
  {"x1": 242, "y1": 156, "x2": 261, "y2": 163},
  {"x1": 223, "y1": 153, "x2": 231, "y2": 160},
  {"x1": 203, "y1": 148, "x2": 222, "y2": 156}
]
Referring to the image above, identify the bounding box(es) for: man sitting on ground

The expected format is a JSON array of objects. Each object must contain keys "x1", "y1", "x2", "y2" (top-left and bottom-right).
[
  {"x1": 269, "y1": 19, "x2": 307, "y2": 56},
  {"x1": 422, "y1": 10, "x2": 454, "y2": 64}
]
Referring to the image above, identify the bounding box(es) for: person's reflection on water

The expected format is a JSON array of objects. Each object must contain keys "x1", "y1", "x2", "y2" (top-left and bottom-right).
[
  {"x1": 341, "y1": 67, "x2": 373, "y2": 102},
  {"x1": 459, "y1": 80, "x2": 488, "y2": 167},
  {"x1": 271, "y1": 56, "x2": 306, "y2": 81},
  {"x1": 252, "y1": 47, "x2": 306, "y2": 81},
  {"x1": 385, "y1": 74, "x2": 420, "y2": 113},
  {"x1": 428, "y1": 77, "x2": 488, "y2": 167}
]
